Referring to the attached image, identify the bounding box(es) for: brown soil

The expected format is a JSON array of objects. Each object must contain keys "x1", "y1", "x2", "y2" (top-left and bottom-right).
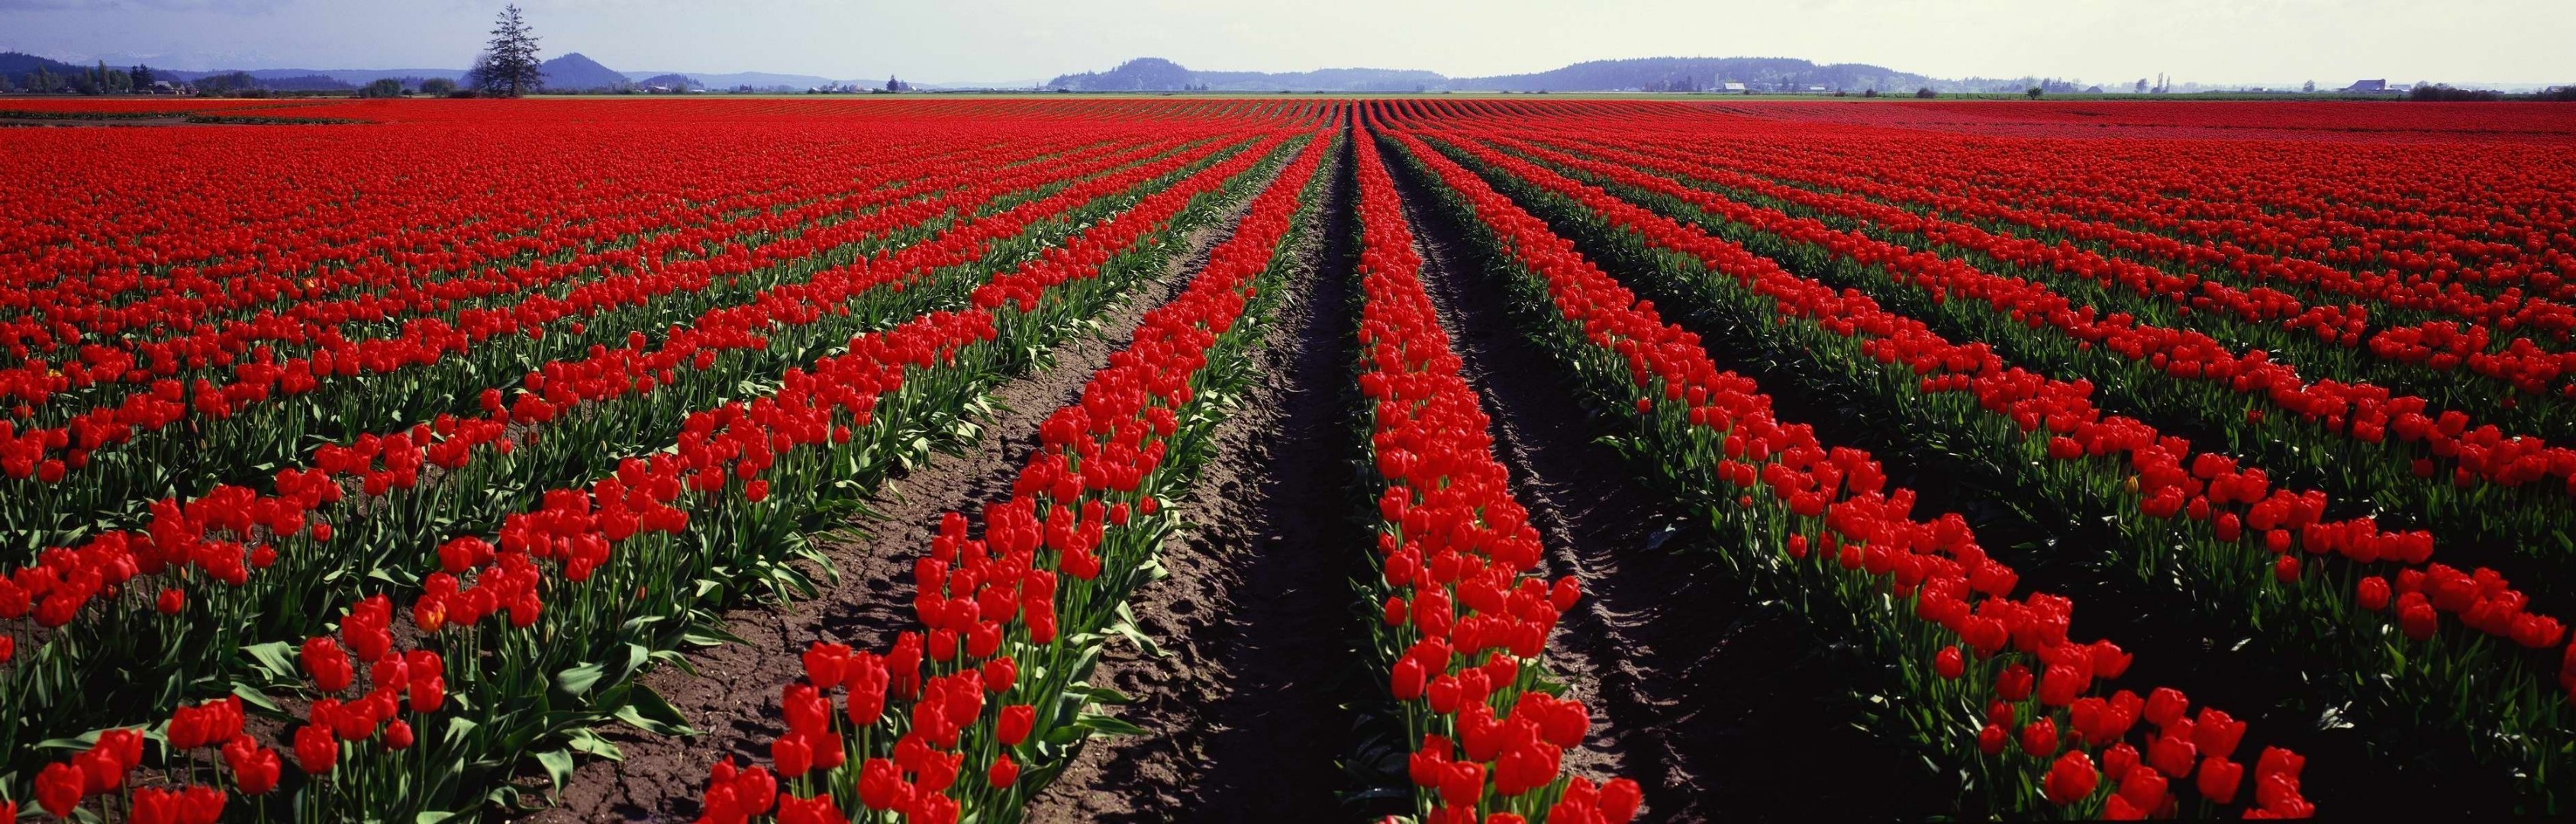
[
  {"x1": 525, "y1": 162, "x2": 1288, "y2": 822},
  {"x1": 1381, "y1": 136, "x2": 1945, "y2": 822},
  {"x1": 1023, "y1": 137, "x2": 1365, "y2": 822}
]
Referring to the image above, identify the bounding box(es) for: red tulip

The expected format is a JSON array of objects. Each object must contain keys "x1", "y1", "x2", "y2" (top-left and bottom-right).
[
  {"x1": 301, "y1": 636, "x2": 353, "y2": 693},
  {"x1": 998, "y1": 703, "x2": 1035, "y2": 745},
  {"x1": 2148, "y1": 731, "x2": 2197, "y2": 779},
  {"x1": 294, "y1": 724, "x2": 338, "y2": 776},
  {"x1": 224, "y1": 737, "x2": 281, "y2": 795},
  {"x1": 2117, "y1": 764, "x2": 2168, "y2": 812},
  {"x1": 1995, "y1": 662, "x2": 2033, "y2": 701},
  {"x1": 772, "y1": 732, "x2": 814, "y2": 777},
  {"x1": 2355, "y1": 576, "x2": 2391, "y2": 611},
  {"x1": 1599, "y1": 777, "x2": 1643, "y2": 821},
  {"x1": 2400, "y1": 601, "x2": 2440, "y2": 641},
  {"x1": 2103, "y1": 742, "x2": 2141, "y2": 783},
  {"x1": 1935, "y1": 645, "x2": 1964, "y2": 679},
  {"x1": 386, "y1": 719, "x2": 415, "y2": 750},
  {"x1": 856, "y1": 758, "x2": 902, "y2": 810},
  {"x1": 2144, "y1": 687, "x2": 2188, "y2": 728},
  {"x1": 2102, "y1": 794, "x2": 2146, "y2": 819},
  {"x1": 2020, "y1": 717, "x2": 2059, "y2": 758},
  {"x1": 2043, "y1": 750, "x2": 2098, "y2": 806},
  {"x1": 2198, "y1": 754, "x2": 2245, "y2": 804},
  {"x1": 36, "y1": 761, "x2": 84, "y2": 819},
  {"x1": 2038, "y1": 663, "x2": 2088, "y2": 707},
  {"x1": 988, "y1": 753, "x2": 1020, "y2": 788},
  {"x1": 2193, "y1": 707, "x2": 2246, "y2": 758},
  {"x1": 803, "y1": 642, "x2": 851, "y2": 689},
  {"x1": 1438, "y1": 761, "x2": 1485, "y2": 807}
]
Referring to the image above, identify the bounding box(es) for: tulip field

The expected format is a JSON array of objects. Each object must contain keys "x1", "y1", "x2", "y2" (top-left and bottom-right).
[{"x1": 1, "y1": 95, "x2": 2572, "y2": 822}]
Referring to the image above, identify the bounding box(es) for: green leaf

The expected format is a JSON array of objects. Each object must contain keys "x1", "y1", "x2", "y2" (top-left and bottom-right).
[
  {"x1": 556, "y1": 662, "x2": 606, "y2": 697},
  {"x1": 624, "y1": 642, "x2": 652, "y2": 678},
  {"x1": 34, "y1": 731, "x2": 104, "y2": 751},
  {"x1": 534, "y1": 748, "x2": 575, "y2": 790},
  {"x1": 241, "y1": 641, "x2": 298, "y2": 681},
  {"x1": 611, "y1": 683, "x2": 699, "y2": 737},
  {"x1": 566, "y1": 727, "x2": 624, "y2": 761},
  {"x1": 1065, "y1": 684, "x2": 1137, "y2": 705},
  {"x1": 1110, "y1": 604, "x2": 1165, "y2": 658},
  {"x1": 443, "y1": 716, "x2": 481, "y2": 746},
  {"x1": 231, "y1": 683, "x2": 283, "y2": 713},
  {"x1": 1071, "y1": 713, "x2": 1151, "y2": 738},
  {"x1": 415, "y1": 812, "x2": 461, "y2": 824}
]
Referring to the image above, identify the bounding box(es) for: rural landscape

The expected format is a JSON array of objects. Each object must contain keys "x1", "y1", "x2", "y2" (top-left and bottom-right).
[{"x1": 2, "y1": 2, "x2": 2574, "y2": 822}]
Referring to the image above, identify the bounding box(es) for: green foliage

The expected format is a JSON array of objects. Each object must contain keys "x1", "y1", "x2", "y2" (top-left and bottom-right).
[{"x1": 469, "y1": 3, "x2": 543, "y2": 98}]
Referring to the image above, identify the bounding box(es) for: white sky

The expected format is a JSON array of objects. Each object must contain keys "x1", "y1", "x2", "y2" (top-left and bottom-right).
[{"x1": 2, "y1": 0, "x2": 2570, "y2": 85}]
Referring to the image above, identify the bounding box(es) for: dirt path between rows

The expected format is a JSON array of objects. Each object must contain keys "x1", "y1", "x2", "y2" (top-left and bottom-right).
[
  {"x1": 1026, "y1": 135, "x2": 1369, "y2": 822},
  {"x1": 1381, "y1": 133, "x2": 1939, "y2": 822},
  {"x1": 527, "y1": 159, "x2": 1289, "y2": 823}
]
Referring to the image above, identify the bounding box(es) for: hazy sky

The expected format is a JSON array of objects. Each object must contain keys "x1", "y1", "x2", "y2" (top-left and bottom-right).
[{"x1": 3, "y1": 0, "x2": 2570, "y2": 85}]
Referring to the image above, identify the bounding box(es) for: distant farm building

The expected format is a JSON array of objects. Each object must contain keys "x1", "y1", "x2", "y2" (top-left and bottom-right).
[{"x1": 2343, "y1": 79, "x2": 2388, "y2": 92}]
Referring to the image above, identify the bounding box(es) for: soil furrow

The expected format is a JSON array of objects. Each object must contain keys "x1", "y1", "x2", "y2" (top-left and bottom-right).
[
  {"x1": 525, "y1": 159, "x2": 1286, "y2": 823},
  {"x1": 1027, "y1": 137, "x2": 1365, "y2": 822},
  {"x1": 1380, "y1": 132, "x2": 1937, "y2": 823}
]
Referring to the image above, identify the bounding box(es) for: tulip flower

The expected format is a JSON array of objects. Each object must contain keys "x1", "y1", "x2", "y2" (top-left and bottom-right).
[
  {"x1": 295, "y1": 724, "x2": 339, "y2": 776},
  {"x1": 36, "y1": 761, "x2": 84, "y2": 819},
  {"x1": 2020, "y1": 717, "x2": 2060, "y2": 758},
  {"x1": 2043, "y1": 750, "x2": 2099, "y2": 806}
]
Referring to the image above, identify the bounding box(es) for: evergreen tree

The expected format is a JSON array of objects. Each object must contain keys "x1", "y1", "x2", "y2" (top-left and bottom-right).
[
  {"x1": 131, "y1": 65, "x2": 156, "y2": 89},
  {"x1": 468, "y1": 4, "x2": 543, "y2": 97}
]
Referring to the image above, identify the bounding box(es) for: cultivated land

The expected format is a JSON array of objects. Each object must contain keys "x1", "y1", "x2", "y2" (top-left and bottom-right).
[{"x1": 2, "y1": 96, "x2": 2574, "y2": 822}]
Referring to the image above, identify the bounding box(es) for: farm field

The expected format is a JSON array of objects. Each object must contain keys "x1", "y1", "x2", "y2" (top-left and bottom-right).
[{"x1": 2, "y1": 96, "x2": 2574, "y2": 822}]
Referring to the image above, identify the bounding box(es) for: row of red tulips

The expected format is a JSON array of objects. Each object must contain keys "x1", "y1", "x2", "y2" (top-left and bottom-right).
[
  {"x1": 1478, "y1": 130, "x2": 2576, "y2": 580},
  {"x1": 1377, "y1": 120, "x2": 2315, "y2": 818},
  {"x1": 659, "y1": 130, "x2": 1337, "y2": 824},
  {"x1": 0, "y1": 117, "x2": 1193, "y2": 344},
  {"x1": 1409, "y1": 126, "x2": 2575, "y2": 810},
  {"x1": 1682, "y1": 125, "x2": 2576, "y2": 341},
  {"x1": 1346, "y1": 124, "x2": 1642, "y2": 824},
  {"x1": 1695, "y1": 134, "x2": 2576, "y2": 361},
  {"x1": 0, "y1": 127, "x2": 996, "y2": 398},
  {"x1": 1583, "y1": 128, "x2": 2576, "y2": 426},
  {"x1": 13, "y1": 127, "x2": 1316, "y2": 822},
  {"x1": 0, "y1": 132, "x2": 1204, "y2": 548},
  {"x1": 1531, "y1": 127, "x2": 2576, "y2": 474},
  {"x1": 0, "y1": 133, "x2": 1273, "y2": 796}
]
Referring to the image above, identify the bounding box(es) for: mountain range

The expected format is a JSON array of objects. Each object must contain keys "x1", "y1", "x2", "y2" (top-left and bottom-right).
[
  {"x1": 1046, "y1": 56, "x2": 1965, "y2": 93},
  {"x1": 3, "y1": 50, "x2": 2298, "y2": 96}
]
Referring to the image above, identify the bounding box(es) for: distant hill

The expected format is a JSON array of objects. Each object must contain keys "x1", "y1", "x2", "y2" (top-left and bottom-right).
[
  {"x1": 161, "y1": 67, "x2": 464, "y2": 85},
  {"x1": 626, "y1": 69, "x2": 836, "y2": 90},
  {"x1": 1, "y1": 51, "x2": 85, "y2": 79},
  {"x1": 1049, "y1": 56, "x2": 1959, "y2": 92},
  {"x1": 1, "y1": 51, "x2": 99, "y2": 88},
  {"x1": 635, "y1": 73, "x2": 700, "y2": 92},
  {"x1": 1453, "y1": 56, "x2": 1933, "y2": 92},
  {"x1": 1049, "y1": 58, "x2": 1443, "y2": 92},
  {"x1": 539, "y1": 53, "x2": 628, "y2": 91},
  {"x1": 1193, "y1": 66, "x2": 1449, "y2": 92}
]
